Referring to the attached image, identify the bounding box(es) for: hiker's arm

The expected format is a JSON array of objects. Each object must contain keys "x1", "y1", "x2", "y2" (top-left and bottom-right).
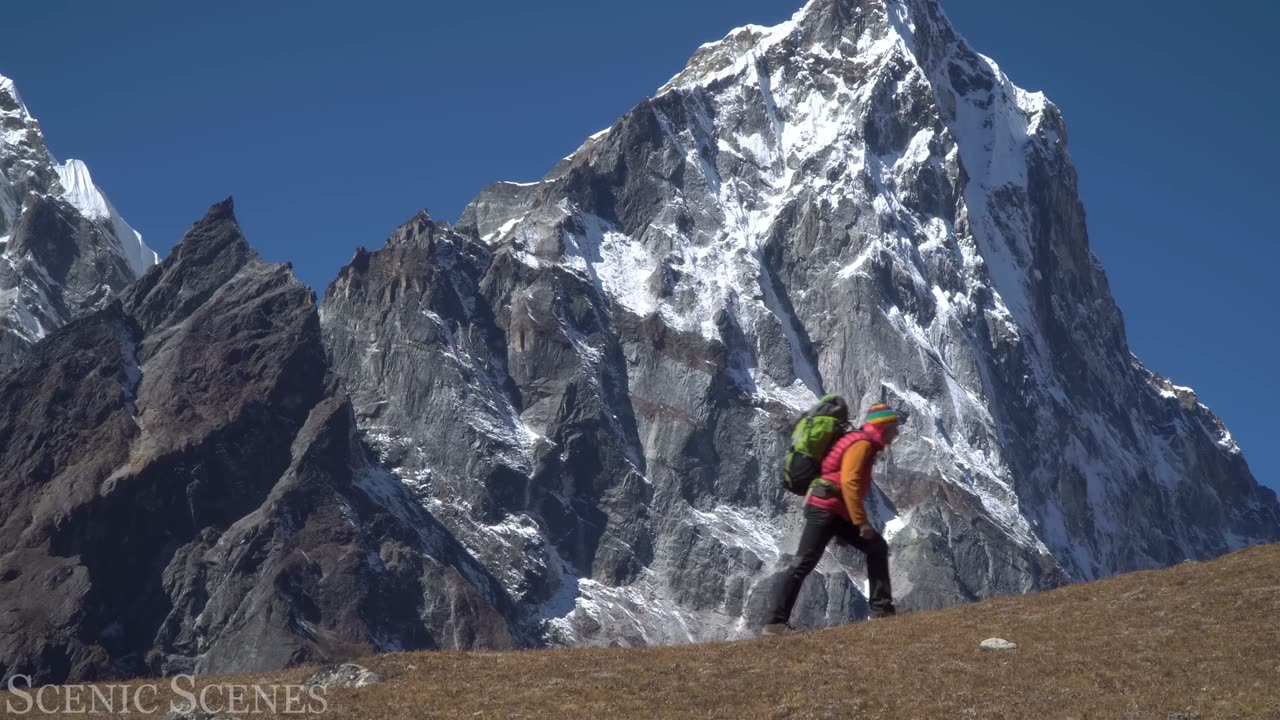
[{"x1": 840, "y1": 441, "x2": 872, "y2": 525}]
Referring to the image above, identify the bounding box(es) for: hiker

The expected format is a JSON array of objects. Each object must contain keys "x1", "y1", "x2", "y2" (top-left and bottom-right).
[{"x1": 764, "y1": 403, "x2": 900, "y2": 634}]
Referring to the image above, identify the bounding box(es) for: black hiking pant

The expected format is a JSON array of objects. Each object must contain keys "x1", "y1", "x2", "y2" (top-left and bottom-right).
[{"x1": 768, "y1": 504, "x2": 895, "y2": 625}]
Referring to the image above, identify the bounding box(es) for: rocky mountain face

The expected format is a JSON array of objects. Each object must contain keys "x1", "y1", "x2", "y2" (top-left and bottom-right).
[
  {"x1": 0, "y1": 201, "x2": 517, "y2": 685},
  {"x1": 3, "y1": 0, "x2": 1278, "y2": 684},
  {"x1": 322, "y1": 0, "x2": 1279, "y2": 646},
  {"x1": 0, "y1": 74, "x2": 157, "y2": 373}
]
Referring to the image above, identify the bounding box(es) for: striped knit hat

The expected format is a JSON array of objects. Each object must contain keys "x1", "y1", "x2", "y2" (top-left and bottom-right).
[{"x1": 865, "y1": 403, "x2": 898, "y2": 427}]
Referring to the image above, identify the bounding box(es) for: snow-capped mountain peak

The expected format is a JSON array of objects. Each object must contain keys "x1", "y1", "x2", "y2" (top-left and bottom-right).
[
  {"x1": 355, "y1": 0, "x2": 1278, "y2": 647},
  {"x1": 1, "y1": 72, "x2": 158, "y2": 369},
  {"x1": 53, "y1": 158, "x2": 158, "y2": 276}
]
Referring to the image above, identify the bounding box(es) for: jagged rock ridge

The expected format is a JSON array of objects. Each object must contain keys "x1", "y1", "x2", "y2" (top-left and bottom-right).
[{"x1": 0, "y1": 201, "x2": 516, "y2": 685}]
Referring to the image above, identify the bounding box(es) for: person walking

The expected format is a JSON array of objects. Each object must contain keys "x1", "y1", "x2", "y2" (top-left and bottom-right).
[{"x1": 764, "y1": 403, "x2": 900, "y2": 634}]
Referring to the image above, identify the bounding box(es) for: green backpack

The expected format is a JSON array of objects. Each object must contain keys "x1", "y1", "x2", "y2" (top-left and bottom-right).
[{"x1": 781, "y1": 394, "x2": 851, "y2": 496}]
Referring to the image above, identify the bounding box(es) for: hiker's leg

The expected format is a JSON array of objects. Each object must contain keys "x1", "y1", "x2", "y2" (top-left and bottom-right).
[
  {"x1": 843, "y1": 525, "x2": 895, "y2": 616},
  {"x1": 768, "y1": 505, "x2": 836, "y2": 625}
]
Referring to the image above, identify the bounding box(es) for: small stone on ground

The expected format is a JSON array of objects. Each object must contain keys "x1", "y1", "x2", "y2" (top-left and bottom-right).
[
  {"x1": 979, "y1": 637, "x2": 1018, "y2": 651},
  {"x1": 304, "y1": 663, "x2": 384, "y2": 689}
]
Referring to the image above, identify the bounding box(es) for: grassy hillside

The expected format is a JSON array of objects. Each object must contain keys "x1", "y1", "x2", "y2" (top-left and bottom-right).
[{"x1": 4, "y1": 543, "x2": 1278, "y2": 719}]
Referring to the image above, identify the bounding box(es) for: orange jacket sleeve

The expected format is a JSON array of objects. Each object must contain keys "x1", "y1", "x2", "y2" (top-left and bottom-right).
[{"x1": 840, "y1": 441, "x2": 873, "y2": 525}]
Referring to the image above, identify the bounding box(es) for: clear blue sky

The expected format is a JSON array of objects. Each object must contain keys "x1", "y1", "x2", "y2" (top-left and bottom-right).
[{"x1": 2, "y1": 1, "x2": 1275, "y2": 492}]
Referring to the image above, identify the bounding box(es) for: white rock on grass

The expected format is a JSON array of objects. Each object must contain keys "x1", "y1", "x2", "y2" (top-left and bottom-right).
[
  {"x1": 162, "y1": 702, "x2": 238, "y2": 720},
  {"x1": 979, "y1": 638, "x2": 1018, "y2": 651},
  {"x1": 304, "y1": 663, "x2": 383, "y2": 689}
]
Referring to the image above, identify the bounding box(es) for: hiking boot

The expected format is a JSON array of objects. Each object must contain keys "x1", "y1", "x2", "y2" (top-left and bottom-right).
[
  {"x1": 869, "y1": 606, "x2": 897, "y2": 620},
  {"x1": 760, "y1": 623, "x2": 794, "y2": 637}
]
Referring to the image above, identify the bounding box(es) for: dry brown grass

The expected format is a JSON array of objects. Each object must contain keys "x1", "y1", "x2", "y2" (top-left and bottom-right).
[{"x1": 5, "y1": 543, "x2": 1279, "y2": 719}]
